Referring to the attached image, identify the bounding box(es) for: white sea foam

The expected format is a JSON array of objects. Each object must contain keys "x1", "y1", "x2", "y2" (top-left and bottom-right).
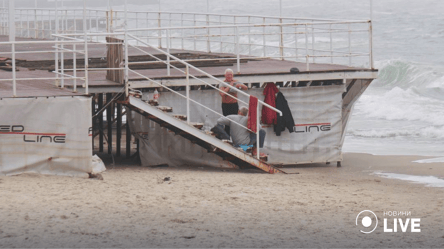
[
  {"x1": 374, "y1": 172, "x2": 444, "y2": 188},
  {"x1": 414, "y1": 157, "x2": 444, "y2": 164}
]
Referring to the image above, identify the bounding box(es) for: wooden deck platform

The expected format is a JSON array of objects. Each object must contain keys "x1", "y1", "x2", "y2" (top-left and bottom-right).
[{"x1": 0, "y1": 36, "x2": 377, "y2": 97}]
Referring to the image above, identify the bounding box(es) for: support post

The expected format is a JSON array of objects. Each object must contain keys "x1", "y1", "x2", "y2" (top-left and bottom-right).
[
  {"x1": 92, "y1": 95, "x2": 96, "y2": 151},
  {"x1": 106, "y1": 93, "x2": 113, "y2": 155},
  {"x1": 186, "y1": 65, "x2": 190, "y2": 124},
  {"x1": 83, "y1": 0, "x2": 88, "y2": 94},
  {"x1": 126, "y1": 113, "x2": 131, "y2": 158},
  {"x1": 124, "y1": 0, "x2": 129, "y2": 97},
  {"x1": 98, "y1": 94, "x2": 104, "y2": 152},
  {"x1": 116, "y1": 103, "x2": 122, "y2": 157}
]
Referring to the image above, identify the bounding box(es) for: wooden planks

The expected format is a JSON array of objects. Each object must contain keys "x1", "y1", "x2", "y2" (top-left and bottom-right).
[{"x1": 106, "y1": 37, "x2": 124, "y2": 84}]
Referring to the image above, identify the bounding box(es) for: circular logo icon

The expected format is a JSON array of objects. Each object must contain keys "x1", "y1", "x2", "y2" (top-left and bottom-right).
[{"x1": 356, "y1": 210, "x2": 378, "y2": 234}]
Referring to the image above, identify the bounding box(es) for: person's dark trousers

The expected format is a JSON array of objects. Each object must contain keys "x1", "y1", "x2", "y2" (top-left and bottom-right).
[
  {"x1": 211, "y1": 124, "x2": 231, "y2": 140},
  {"x1": 249, "y1": 129, "x2": 266, "y2": 148},
  {"x1": 221, "y1": 102, "x2": 239, "y2": 136}
]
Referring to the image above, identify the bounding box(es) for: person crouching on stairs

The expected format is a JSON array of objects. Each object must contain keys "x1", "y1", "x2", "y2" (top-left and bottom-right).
[{"x1": 211, "y1": 106, "x2": 266, "y2": 157}]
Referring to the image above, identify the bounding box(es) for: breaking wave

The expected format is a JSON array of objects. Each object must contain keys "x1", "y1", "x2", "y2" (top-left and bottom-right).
[{"x1": 347, "y1": 59, "x2": 444, "y2": 142}]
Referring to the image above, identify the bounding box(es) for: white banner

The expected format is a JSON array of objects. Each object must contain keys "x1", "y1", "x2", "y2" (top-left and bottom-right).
[
  {"x1": 0, "y1": 96, "x2": 93, "y2": 177},
  {"x1": 130, "y1": 85, "x2": 345, "y2": 167}
]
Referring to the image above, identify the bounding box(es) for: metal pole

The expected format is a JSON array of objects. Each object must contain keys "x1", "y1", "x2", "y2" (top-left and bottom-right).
[
  {"x1": 83, "y1": 0, "x2": 88, "y2": 94},
  {"x1": 12, "y1": 43, "x2": 16, "y2": 97},
  {"x1": 279, "y1": 0, "x2": 282, "y2": 17},
  {"x1": 369, "y1": 21, "x2": 373, "y2": 69},
  {"x1": 330, "y1": 23, "x2": 333, "y2": 63},
  {"x1": 61, "y1": 37, "x2": 64, "y2": 88},
  {"x1": 235, "y1": 26, "x2": 240, "y2": 74},
  {"x1": 8, "y1": 0, "x2": 14, "y2": 41},
  {"x1": 186, "y1": 65, "x2": 190, "y2": 124},
  {"x1": 348, "y1": 23, "x2": 351, "y2": 66},
  {"x1": 73, "y1": 43, "x2": 77, "y2": 92},
  {"x1": 256, "y1": 103, "x2": 260, "y2": 159},
  {"x1": 34, "y1": 8, "x2": 37, "y2": 38},
  {"x1": 262, "y1": 17, "x2": 266, "y2": 57},
  {"x1": 166, "y1": 29, "x2": 170, "y2": 76},
  {"x1": 55, "y1": 0, "x2": 59, "y2": 87},
  {"x1": 305, "y1": 24, "x2": 309, "y2": 71},
  {"x1": 124, "y1": 0, "x2": 129, "y2": 97},
  {"x1": 369, "y1": 0, "x2": 374, "y2": 69},
  {"x1": 158, "y1": 2, "x2": 161, "y2": 48},
  {"x1": 279, "y1": 18, "x2": 283, "y2": 60},
  {"x1": 294, "y1": 23, "x2": 298, "y2": 61}
]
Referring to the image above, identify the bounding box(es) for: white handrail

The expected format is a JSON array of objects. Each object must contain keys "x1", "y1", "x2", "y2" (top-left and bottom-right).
[{"x1": 127, "y1": 33, "x2": 282, "y2": 116}]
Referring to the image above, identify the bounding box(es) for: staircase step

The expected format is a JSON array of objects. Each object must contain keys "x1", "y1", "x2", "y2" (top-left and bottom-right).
[
  {"x1": 156, "y1": 106, "x2": 173, "y2": 112},
  {"x1": 172, "y1": 114, "x2": 187, "y2": 121},
  {"x1": 143, "y1": 100, "x2": 159, "y2": 106},
  {"x1": 189, "y1": 122, "x2": 204, "y2": 129}
]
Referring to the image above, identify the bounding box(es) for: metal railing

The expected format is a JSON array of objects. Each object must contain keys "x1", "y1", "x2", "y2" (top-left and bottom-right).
[
  {"x1": 123, "y1": 33, "x2": 282, "y2": 159},
  {"x1": 0, "y1": 8, "x2": 373, "y2": 69}
]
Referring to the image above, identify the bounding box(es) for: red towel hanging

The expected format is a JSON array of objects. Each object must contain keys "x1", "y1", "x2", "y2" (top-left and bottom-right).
[
  {"x1": 261, "y1": 83, "x2": 279, "y2": 124},
  {"x1": 247, "y1": 96, "x2": 258, "y2": 133}
]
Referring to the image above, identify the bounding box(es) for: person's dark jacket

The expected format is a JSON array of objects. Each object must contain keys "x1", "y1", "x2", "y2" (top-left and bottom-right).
[{"x1": 274, "y1": 92, "x2": 295, "y2": 136}]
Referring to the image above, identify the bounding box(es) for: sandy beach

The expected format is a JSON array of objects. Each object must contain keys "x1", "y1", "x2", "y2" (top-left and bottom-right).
[{"x1": 0, "y1": 153, "x2": 443, "y2": 248}]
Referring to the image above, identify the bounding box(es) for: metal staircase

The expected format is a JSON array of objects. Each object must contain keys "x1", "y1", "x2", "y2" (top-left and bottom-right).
[{"x1": 120, "y1": 95, "x2": 282, "y2": 174}]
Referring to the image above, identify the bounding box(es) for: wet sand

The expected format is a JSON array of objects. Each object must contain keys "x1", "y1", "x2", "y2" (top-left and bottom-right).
[{"x1": 0, "y1": 153, "x2": 443, "y2": 248}]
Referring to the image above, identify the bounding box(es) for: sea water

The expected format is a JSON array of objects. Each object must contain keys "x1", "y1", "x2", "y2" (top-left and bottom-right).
[{"x1": 117, "y1": 0, "x2": 444, "y2": 157}]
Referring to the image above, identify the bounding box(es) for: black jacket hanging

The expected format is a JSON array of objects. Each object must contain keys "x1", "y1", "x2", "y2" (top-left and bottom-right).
[{"x1": 274, "y1": 92, "x2": 295, "y2": 136}]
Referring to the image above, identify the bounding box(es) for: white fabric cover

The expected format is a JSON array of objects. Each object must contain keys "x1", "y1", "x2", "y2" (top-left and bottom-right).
[
  {"x1": 128, "y1": 85, "x2": 345, "y2": 167},
  {"x1": 0, "y1": 96, "x2": 93, "y2": 177}
]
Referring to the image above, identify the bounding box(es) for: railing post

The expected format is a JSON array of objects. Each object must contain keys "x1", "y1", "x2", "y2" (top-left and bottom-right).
[
  {"x1": 40, "y1": 10, "x2": 43, "y2": 38},
  {"x1": 146, "y1": 12, "x2": 149, "y2": 45},
  {"x1": 96, "y1": 10, "x2": 99, "y2": 41},
  {"x1": 262, "y1": 17, "x2": 266, "y2": 57},
  {"x1": 48, "y1": 10, "x2": 51, "y2": 36},
  {"x1": 84, "y1": 37, "x2": 88, "y2": 95},
  {"x1": 181, "y1": 13, "x2": 184, "y2": 50},
  {"x1": 19, "y1": 10, "x2": 22, "y2": 37},
  {"x1": 330, "y1": 23, "x2": 333, "y2": 63},
  {"x1": 348, "y1": 23, "x2": 351, "y2": 66},
  {"x1": 73, "y1": 10, "x2": 76, "y2": 33},
  {"x1": 279, "y1": 17, "x2": 284, "y2": 60},
  {"x1": 235, "y1": 26, "x2": 240, "y2": 74},
  {"x1": 305, "y1": 24, "x2": 309, "y2": 71},
  {"x1": 369, "y1": 20, "x2": 373, "y2": 69},
  {"x1": 61, "y1": 37, "x2": 64, "y2": 88},
  {"x1": 34, "y1": 8, "x2": 37, "y2": 38},
  {"x1": 55, "y1": 37, "x2": 59, "y2": 86},
  {"x1": 166, "y1": 29, "x2": 171, "y2": 76},
  {"x1": 12, "y1": 42, "x2": 16, "y2": 97},
  {"x1": 193, "y1": 14, "x2": 196, "y2": 51},
  {"x1": 186, "y1": 65, "x2": 190, "y2": 124},
  {"x1": 248, "y1": 16, "x2": 251, "y2": 55},
  {"x1": 84, "y1": 0, "x2": 88, "y2": 95},
  {"x1": 158, "y1": 11, "x2": 161, "y2": 48},
  {"x1": 256, "y1": 103, "x2": 260, "y2": 159},
  {"x1": 294, "y1": 23, "x2": 298, "y2": 61},
  {"x1": 311, "y1": 22, "x2": 315, "y2": 63},
  {"x1": 73, "y1": 43, "x2": 77, "y2": 92},
  {"x1": 206, "y1": 13, "x2": 210, "y2": 53},
  {"x1": 136, "y1": 12, "x2": 139, "y2": 46},
  {"x1": 125, "y1": 0, "x2": 129, "y2": 97},
  {"x1": 219, "y1": 15, "x2": 222, "y2": 52}
]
